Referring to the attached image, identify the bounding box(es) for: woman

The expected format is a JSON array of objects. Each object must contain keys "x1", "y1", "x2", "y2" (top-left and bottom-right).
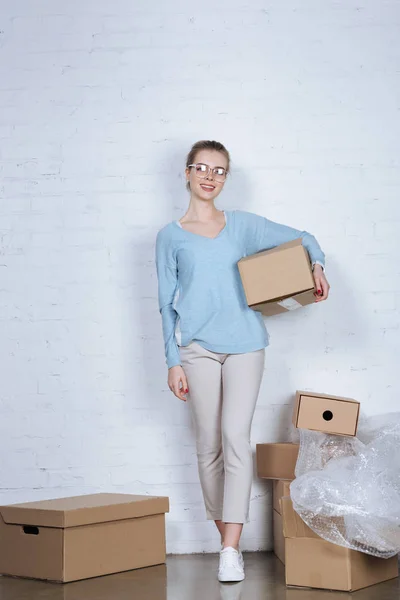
[{"x1": 155, "y1": 140, "x2": 330, "y2": 582}]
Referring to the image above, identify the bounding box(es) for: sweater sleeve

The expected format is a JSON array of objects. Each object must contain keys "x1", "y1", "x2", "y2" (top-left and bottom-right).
[
  {"x1": 240, "y1": 210, "x2": 326, "y2": 269},
  {"x1": 155, "y1": 228, "x2": 181, "y2": 369}
]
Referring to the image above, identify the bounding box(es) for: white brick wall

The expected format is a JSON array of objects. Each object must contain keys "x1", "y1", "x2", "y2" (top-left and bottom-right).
[{"x1": 0, "y1": 0, "x2": 399, "y2": 553}]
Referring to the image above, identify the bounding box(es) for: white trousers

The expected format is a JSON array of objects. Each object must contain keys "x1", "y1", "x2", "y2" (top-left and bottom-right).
[{"x1": 179, "y1": 341, "x2": 265, "y2": 524}]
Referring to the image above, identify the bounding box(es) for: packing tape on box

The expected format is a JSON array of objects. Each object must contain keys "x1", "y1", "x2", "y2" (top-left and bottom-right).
[{"x1": 277, "y1": 298, "x2": 302, "y2": 311}]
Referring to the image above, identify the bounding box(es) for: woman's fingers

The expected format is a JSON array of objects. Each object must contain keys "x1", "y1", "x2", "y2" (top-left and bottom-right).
[
  {"x1": 181, "y1": 374, "x2": 189, "y2": 395},
  {"x1": 315, "y1": 276, "x2": 330, "y2": 302},
  {"x1": 176, "y1": 382, "x2": 187, "y2": 401},
  {"x1": 320, "y1": 278, "x2": 329, "y2": 300},
  {"x1": 167, "y1": 366, "x2": 188, "y2": 401},
  {"x1": 172, "y1": 377, "x2": 187, "y2": 402},
  {"x1": 313, "y1": 274, "x2": 322, "y2": 299}
]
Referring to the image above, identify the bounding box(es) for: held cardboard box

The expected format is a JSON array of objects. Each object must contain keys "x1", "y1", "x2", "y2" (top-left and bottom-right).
[
  {"x1": 237, "y1": 238, "x2": 316, "y2": 316},
  {"x1": 0, "y1": 493, "x2": 169, "y2": 583},
  {"x1": 293, "y1": 390, "x2": 360, "y2": 436},
  {"x1": 256, "y1": 443, "x2": 299, "y2": 480},
  {"x1": 281, "y1": 497, "x2": 398, "y2": 592}
]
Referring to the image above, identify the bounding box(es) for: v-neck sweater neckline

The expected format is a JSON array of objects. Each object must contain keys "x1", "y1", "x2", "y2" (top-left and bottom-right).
[{"x1": 174, "y1": 210, "x2": 227, "y2": 240}]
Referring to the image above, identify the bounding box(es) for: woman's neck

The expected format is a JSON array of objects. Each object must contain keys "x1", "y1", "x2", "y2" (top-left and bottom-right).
[{"x1": 182, "y1": 199, "x2": 222, "y2": 223}]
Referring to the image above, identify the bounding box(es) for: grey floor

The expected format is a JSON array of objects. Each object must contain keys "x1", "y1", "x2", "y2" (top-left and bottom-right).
[{"x1": 0, "y1": 552, "x2": 398, "y2": 600}]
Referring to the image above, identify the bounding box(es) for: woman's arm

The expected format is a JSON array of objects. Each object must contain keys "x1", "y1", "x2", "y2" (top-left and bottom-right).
[
  {"x1": 155, "y1": 229, "x2": 181, "y2": 369},
  {"x1": 240, "y1": 210, "x2": 326, "y2": 270}
]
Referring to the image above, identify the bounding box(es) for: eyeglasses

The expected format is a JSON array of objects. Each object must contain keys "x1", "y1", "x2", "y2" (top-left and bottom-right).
[{"x1": 188, "y1": 163, "x2": 228, "y2": 183}]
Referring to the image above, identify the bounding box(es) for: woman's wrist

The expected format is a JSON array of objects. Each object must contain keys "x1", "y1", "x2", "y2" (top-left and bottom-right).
[{"x1": 312, "y1": 262, "x2": 324, "y2": 272}]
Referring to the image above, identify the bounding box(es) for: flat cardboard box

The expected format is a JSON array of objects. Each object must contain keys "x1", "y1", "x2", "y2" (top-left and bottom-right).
[
  {"x1": 281, "y1": 497, "x2": 399, "y2": 592},
  {"x1": 273, "y1": 509, "x2": 286, "y2": 564},
  {"x1": 293, "y1": 390, "x2": 360, "y2": 436},
  {"x1": 273, "y1": 480, "x2": 292, "y2": 514},
  {"x1": 0, "y1": 493, "x2": 169, "y2": 583},
  {"x1": 256, "y1": 443, "x2": 299, "y2": 480},
  {"x1": 238, "y1": 238, "x2": 316, "y2": 316}
]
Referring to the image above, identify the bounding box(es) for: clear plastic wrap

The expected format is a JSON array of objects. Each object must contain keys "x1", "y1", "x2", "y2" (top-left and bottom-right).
[{"x1": 290, "y1": 413, "x2": 400, "y2": 558}]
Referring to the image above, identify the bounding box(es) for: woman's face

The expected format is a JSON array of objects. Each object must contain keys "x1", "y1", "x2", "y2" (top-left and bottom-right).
[{"x1": 185, "y1": 150, "x2": 228, "y2": 202}]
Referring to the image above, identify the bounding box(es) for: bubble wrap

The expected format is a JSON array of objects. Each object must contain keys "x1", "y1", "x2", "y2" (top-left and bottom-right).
[{"x1": 290, "y1": 414, "x2": 400, "y2": 558}]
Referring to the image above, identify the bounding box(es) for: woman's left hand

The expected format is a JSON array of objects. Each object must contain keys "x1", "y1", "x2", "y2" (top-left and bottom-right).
[{"x1": 313, "y1": 264, "x2": 330, "y2": 302}]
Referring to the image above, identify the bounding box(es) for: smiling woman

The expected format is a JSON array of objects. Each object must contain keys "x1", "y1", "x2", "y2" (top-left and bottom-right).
[
  {"x1": 185, "y1": 140, "x2": 230, "y2": 193},
  {"x1": 155, "y1": 139, "x2": 330, "y2": 583}
]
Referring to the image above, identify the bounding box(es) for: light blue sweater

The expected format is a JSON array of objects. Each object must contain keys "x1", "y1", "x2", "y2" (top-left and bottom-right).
[{"x1": 155, "y1": 210, "x2": 325, "y2": 369}]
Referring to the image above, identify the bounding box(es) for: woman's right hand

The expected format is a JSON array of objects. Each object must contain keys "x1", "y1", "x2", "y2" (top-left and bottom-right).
[{"x1": 168, "y1": 365, "x2": 189, "y2": 402}]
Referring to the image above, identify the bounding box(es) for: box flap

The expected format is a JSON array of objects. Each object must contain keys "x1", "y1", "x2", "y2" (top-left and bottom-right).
[
  {"x1": 280, "y1": 496, "x2": 320, "y2": 539},
  {"x1": 0, "y1": 493, "x2": 170, "y2": 528}
]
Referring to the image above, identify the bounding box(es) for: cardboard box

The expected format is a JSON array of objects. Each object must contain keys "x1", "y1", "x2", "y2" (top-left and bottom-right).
[
  {"x1": 238, "y1": 238, "x2": 316, "y2": 316},
  {"x1": 273, "y1": 481, "x2": 293, "y2": 564},
  {"x1": 273, "y1": 480, "x2": 292, "y2": 514},
  {"x1": 273, "y1": 509, "x2": 286, "y2": 564},
  {"x1": 293, "y1": 390, "x2": 360, "y2": 436},
  {"x1": 0, "y1": 493, "x2": 169, "y2": 583},
  {"x1": 256, "y1": 443, "x2": 299, "y2": 480},
  {"x1": 286, "y1": 539, "x2": 399, "y2": 592},
  {"x1": 281, "y1": 497, "x2": 399, "y2": 592},
  {"x1": 281, "y1": 497, "x2": 320, "y2": 540}
]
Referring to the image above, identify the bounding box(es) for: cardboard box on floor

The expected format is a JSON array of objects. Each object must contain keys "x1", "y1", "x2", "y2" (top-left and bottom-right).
[
  {"x1": 237, "y1": 238, "x2": 316, "y2": 316},
  {"x1": 280, "y1": 497, "x2": 399, "y2": 592},
  {"x1": 293, "y1": 390, "x2": 360, "y2": 436},
  {"x1": 272, "y1": 481, "x2": 292, "y2": 564},
  {"x1": 0, "y1": 493, "x2": 169, "y2": 583},
  {"x1": 256, "y1": 443, "x2": 299, "y2": 480}
]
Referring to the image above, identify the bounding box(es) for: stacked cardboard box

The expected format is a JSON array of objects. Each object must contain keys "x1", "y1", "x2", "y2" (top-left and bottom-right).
[
  {"x1": 272, "y1": 480, "x2": 291, "y2": 564},
  {"x1": 281, "y1": 496, "x2": 398, "y2": 592},
  {"x1": 256, "y1": 391, "x2": 399, "y2": 592}
]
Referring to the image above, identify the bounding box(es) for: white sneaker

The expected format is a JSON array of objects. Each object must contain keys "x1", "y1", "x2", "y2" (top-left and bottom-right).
[
  {"x1": 221, "y1": 543, "x2": 243, "y2": 560},
  {"x1": 218, "y1": 547, "x2": 245, "y2": 582},
  {"x1": 236, "y1": 549, "x2": 244, "y2": 571}
]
